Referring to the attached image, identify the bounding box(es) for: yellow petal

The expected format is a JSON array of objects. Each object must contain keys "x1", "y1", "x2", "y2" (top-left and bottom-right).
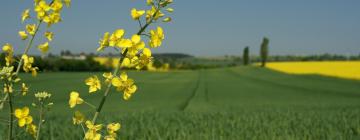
[
  {"x1": 18, "y1": 118, "x2": 26, "y2": 127},
  {"x1": 131, "y1": 35, "x2": 141, "y2": 44},
  {"x1": 120, "y1": 72, "x2": 128, "y2": 81},
  {"x1": 111, "y1": 77, "x2": 122, "y2": 87},
  {"x1": 14, "y1": 109, "x2": 23, "y2": 118},
  {"x1": 117, "y1": 39, "x2": 132, "y2": 48},
  {"x1": 114, "y1": 29, "x2": 125, "y2": 39},
  {"x1": 143, "y1": 48, "x2": 152, "y2": 57}
]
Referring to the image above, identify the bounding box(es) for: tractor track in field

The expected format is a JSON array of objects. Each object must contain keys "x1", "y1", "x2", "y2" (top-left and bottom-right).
[
  {"x1": 225, "y1": 68, "x2": 360, "y2": 99},
  {"x1": 179, "y1": 70, "x2": 202, "y2": 111}
]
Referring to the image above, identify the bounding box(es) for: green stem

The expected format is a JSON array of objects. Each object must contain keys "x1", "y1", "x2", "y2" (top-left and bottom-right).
[
  {"x1": 35, "y1": 105, "x2": 43, "y2": 140},
  {"x1": 7, "y1": 93, "x2": 13, "y2": 140}
]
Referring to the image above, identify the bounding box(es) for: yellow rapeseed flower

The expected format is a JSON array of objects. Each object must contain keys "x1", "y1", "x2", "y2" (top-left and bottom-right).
[
  {"x1": 111, "y1": 72, "x2": 137, "y2": 100},
  {"x1": 50, "y1": 0, "x2": 63, "y2": 12},
  {"x1": 21, "y1": 83, "x2": 29, "y2": 96},
  {"x1": 103, "y1": 72, "x2": 113, "y2": 83},
  {"x1": 124, "y1": 35, "x2": 146, "y2": 58},
  {"x1": 45, "y1": 31, "x2": 53, "y2": 41},
  {"x1": 22, "y1": 55, "x2": 38, "y2": 76},
  {"x1": 104, "y1": 123, "x2": 121, "y2": 140},
  {"x1": 26, "y1": 123, "x2": 37, "y2": 138},
  {"x1": 18, "y1": 31, "x2": 28, "y2": 40},
  {"x1": 146, "y1": 6, "x2": 164, "y2": 22},
  {"x1": 2, "y1": 43, "x2": 14, "y2": 53},
  {"x1": 149, "y1": 26, "x2": 164, "y2": 48},
  {"x1": 85, "y1": 121, "x2": 102, "y2": 140},
  {"x1": 109, "y1": 29, "x2": 125, "y2": 47},
  {"x1": 14, "y1": 107, "x2": 33, "y2": 127},
  {"x1": 135, "y1": 48, "x2": 152, "y2": 69},
  {"x1": 21, "y1": 9, "x2": 31, "y2": 22},
  {"x1": 38, "y1": 42, "x2": 50, "y2": 54},
  {"x1": 43, "y1": 12, "x2": 61, "y2": 26},
  {"x1": 131, "y1": 8, "x2": 145, "y2": 20},
  {"x1": 69, "y1": 91, "x2": 84, "y2": 108},
  {"x1": 26, "y1": 24, "x2": 37, "y2": 36},
  {"x1": 34, "y1": 0, "x2": 51, "y2": 19},
  {"x1": 3, "y1": 44, "x2": 14, "y2": 66},
  {"x1": 85, "y1": 76, "x2": 101, "y2": 93},
  {"x1": 64, "y1": 0, "x2": 71, "y2": 7},
  {"x1": 97, "y1": 32, "x2": 110, "y2": 51},
  {"x1": 73, "y1": 110, "x2": 85, "y2": 125}
]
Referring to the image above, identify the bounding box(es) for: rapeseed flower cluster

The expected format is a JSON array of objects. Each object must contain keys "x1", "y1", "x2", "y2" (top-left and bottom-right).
[
  {"x1": 1, "y1": 0, "x2": 70, "y2": 139},
  {"x1": 68, "y1": 0, "x2": 173, "y2": 139}
]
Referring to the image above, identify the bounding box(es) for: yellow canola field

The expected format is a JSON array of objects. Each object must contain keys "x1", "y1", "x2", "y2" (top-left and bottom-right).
[{"x1": 266, "y1": 61, "x2": 360, "y2": 80}]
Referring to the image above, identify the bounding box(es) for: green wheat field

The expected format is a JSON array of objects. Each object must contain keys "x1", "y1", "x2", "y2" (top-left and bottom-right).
[{"x1": 1, "y1": 67, "x2": 360, "y2": 139}]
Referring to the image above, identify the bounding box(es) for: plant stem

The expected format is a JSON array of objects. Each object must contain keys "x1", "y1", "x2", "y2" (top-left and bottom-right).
[
  {"x1": 35, "y1": 105, "x2": 43, "y2": 140},
  {"x1": 7, "y1": 93, "x2": 13, "y2": 140}
]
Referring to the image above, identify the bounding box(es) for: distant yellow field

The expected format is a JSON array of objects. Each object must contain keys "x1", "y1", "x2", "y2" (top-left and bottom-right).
[{"x1": 266, "y1": 61, "x2": 360, "y2": 80}]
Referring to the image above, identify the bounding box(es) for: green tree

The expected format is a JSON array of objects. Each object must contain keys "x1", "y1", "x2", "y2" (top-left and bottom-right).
[
  {"x1": 243, "y1": 46, "x2": 250, "y2": 66},
  {"x1": 260, "y1": 37, "x2": 269, "y2": 67}
]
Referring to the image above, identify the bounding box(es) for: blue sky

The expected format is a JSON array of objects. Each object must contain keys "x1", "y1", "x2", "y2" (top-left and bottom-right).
[{"x1": 0, "y1": 0, "x2": 360, "y2": 56}]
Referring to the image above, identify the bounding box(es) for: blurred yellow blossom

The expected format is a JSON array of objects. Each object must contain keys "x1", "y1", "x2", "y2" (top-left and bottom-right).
[
  {"x1": 21, "y1": 9, "x2": 30, "y2": 22},
  {"x1": 45, "y1": 31, "x2": 53, "y2": 41},
  {"x1": 131, "y1": 8, "x2": 145, "y2": 20},
  {"x1": 18, "y1": 31, "x2": 28, "y2": 40},
  {"x1": 85, "y1": 76, "x2": 101, "y2": 93},
  {"x1": 14, "y1": 107, "x2": 33, "y2": 127},
  {"x1": 38, "y1": 42, "x2": 49, "y2": 54},
  {"x1": 111, "y1": 72, "x2": 137, "y2": 100},
  {"x1": 85, "y1": 121, "x2": 102, "y2": 140},
  {"x1": 149, "y1": 26, "x2": 164, "y2": 48},
  {"x1": 26, "y1": 24, "x2": 37, "y2": 35},
  {"x1": 73, "y1": 110, "x2": 85, "y2": 125},
  {"x1": 21, "y1": 83, "x2": 29, "y2": 96},
  {"x1": 69, "y1": 91, "x2": 84, "y2": 108}
]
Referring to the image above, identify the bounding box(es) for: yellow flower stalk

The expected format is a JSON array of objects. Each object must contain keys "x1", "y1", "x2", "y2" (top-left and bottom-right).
[{"x1": 73, "y1": 1, "x2": 174, "y2": 139}]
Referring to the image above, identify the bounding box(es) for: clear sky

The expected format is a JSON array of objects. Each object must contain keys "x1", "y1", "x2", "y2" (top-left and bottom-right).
[{"x1": 1, "y1": 0, "x2": 360, "y2": 56}]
